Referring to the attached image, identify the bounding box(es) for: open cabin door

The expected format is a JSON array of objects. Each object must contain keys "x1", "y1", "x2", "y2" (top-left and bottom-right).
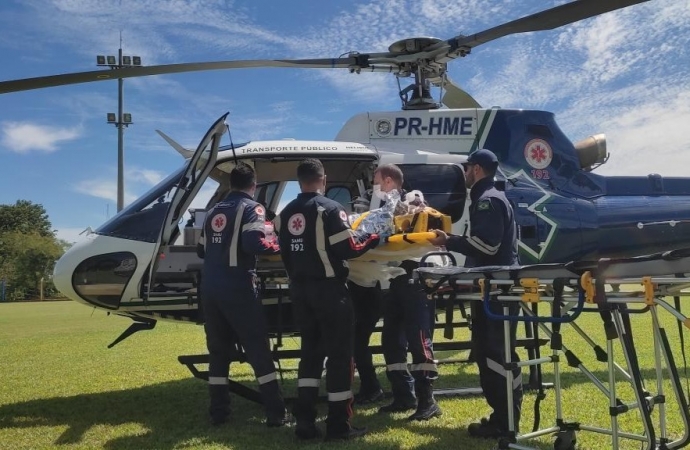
[{"x1": 144, "y1": 113, "x2": 228, "y2": 300}]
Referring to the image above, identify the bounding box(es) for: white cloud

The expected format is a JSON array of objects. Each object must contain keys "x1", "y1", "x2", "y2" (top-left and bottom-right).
[
  {"x1": 453, "y1": 0, "x2": 690, "y2": 176},
  {"x1": 2, "y1": 0, "x2": 689, "y2": 178},
  {"x1": 72, "y1": 179, "x2": 138, "y2": 204},
  {"x1": 2, "y1": 0, "x2": 289, "y2": 64},
  {"x1": 593, "y1": 89, "x2": 690, "y2": 176},
  {"x1": 127, "y1": 167, "x2": 165, "y2": 186},
  {"x1": 72, "y1": 166, "x2": 163, "y2": 203},
  {"x1": 1, "y1": 122, "x2": 81, "y2": 153}
]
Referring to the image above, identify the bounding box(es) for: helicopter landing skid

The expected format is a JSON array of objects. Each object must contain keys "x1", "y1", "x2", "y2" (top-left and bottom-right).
[
  {"x1": 178, "y1": 354, "x2": 263, "y2": 404},
  {"x1": 178, "y1": 353, "x2": 553, "y2": 405}
]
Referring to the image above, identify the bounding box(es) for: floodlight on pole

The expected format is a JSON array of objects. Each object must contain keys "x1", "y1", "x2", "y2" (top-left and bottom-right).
[{"x1": 97, "y1": 34, "x2": 141, "y2": 213}]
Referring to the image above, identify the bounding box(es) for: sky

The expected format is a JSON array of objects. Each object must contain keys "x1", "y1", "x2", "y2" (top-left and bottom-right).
[{"x1": 0, "y1": 0, "x2": 688, "y2": 244}]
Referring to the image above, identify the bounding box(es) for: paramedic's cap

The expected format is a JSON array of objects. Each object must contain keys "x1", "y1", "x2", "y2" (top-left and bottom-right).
[{"x1": 464, "y1": 149, "x2": 498, "y2": 170}]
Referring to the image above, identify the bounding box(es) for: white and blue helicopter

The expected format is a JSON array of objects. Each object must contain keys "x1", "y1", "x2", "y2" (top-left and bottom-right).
[{"x1": 7, "y1": 0, "x2": 689, "y2": 356}]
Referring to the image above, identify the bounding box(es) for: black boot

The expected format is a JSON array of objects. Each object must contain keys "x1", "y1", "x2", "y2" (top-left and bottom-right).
[
  {"x1": 378, "y1": 396, "x2": 417, "y2": 413},
  {"x1": 208, "y1": 384, "x2": 231, "y2": 425},
  {"x1": 325, "y1": 399, "x2": 367, "y2": 440},
  {"x1": 408, "y1": 381, "x2": 442, "y2": 421},
  {"x1": 324, "y1": 426, "x2": 368, "y2": 441},
  {"x1": 354, "y1": 388, "x2": 384, "y2": 404},
  {"x1": 379, "y1": 371, "x2": 416, "y2": 413},
  {"x1": 293, "y1": 387, "x2": 319, "y2": 439},
  {"x1": 260, "y1": 380, "x2": 289, "y2": 427}
]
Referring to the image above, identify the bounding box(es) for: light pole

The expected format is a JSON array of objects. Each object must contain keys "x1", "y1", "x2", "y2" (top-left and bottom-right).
[{"x1": 97, "y1": 48, "x2": 141, "y2": 212}]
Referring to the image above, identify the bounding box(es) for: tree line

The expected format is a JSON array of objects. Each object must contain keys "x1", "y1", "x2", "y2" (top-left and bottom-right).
[{"x1": 0, "y1": 200, "x2": 70, "y2": 301}]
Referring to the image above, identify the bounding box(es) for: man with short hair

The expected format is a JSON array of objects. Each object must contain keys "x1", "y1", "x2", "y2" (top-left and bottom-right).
[
  {"x1": 197, "y1": 162, "x2": 287, "y2": 428},
  {"x1": 347, "y1": 165, "x2": 405, "y2": 405},
  {"x1": 367, "y1": 163, "x2": 442, "y2": 421},
  {"x1": 429, "y1": 148, "x2": 523, "y2": 439},
  {"x1": 275, "y1": 158, "x2": 380, "y2": 440}
]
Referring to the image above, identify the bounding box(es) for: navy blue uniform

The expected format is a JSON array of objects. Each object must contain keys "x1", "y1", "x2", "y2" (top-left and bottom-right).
[
  {"x1": 381, "y1": 263, "x2": 438, "y2": 404},
  {"x1": 197, "y1": 191, "x2": 285, "y2": 424},
  {"x1": 445, "y1": 176, "x2": 523, "y2": 432},
  {"x1": 348, "y1": 280, "x2": 383, "y2": 400},
  {"x1": 275, "y1": 192, "x2": 378, "y2": 437}
]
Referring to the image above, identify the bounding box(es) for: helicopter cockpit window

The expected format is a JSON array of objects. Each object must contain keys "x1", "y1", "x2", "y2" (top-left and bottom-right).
[
  {"x1": 72, "y1": 252, "x2": 137, "y2": 310},
  {"x1": 399, "y1": 164, "x2": 466, "y2": 222},
  {"x1": 95, "y1": 166, "x2": 186, "y2": 243}
]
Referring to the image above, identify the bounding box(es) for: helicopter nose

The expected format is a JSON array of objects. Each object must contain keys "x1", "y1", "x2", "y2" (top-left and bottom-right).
[{"x1": 53, "y1": 247, "x2": 79, "y2": 301}]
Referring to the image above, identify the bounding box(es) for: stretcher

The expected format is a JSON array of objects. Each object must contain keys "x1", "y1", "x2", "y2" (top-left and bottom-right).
[
  {"x1": 414, "y1": 248, "x2": 690, "y2": 450},
  {"x1": 350, "y1": 207, "x2": 451, "y2": 257}
]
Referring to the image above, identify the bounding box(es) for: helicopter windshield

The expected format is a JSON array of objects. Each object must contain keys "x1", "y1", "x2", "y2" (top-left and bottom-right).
[{"x1": 95, "y1": 165, "x2": 186, "y2": 242}]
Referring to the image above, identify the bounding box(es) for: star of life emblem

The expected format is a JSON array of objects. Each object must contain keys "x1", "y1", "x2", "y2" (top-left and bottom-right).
[
  {"x1": 211, "y1": 213, "x2": 227, "y2": 232},
  {"x1": 288, "y1": 213, "x2": 306, "y2": 236},
  {"x1": 524, "y1": 139, "x2": 553, "y2": 169}
]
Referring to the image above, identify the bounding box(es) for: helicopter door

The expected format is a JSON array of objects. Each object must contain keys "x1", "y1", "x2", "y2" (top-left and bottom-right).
[{"x1": 144, "y1": 113, "x2": 228, "y2": 299}]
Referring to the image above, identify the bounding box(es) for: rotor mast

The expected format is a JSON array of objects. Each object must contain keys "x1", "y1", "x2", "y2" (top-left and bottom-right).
[{"x1": 388, "y1": 37, "x2": 445, "y2": 111}]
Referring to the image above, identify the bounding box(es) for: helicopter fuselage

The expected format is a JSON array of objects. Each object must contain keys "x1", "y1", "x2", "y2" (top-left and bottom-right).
[{"x1": 53, "y1": 108, "x2": 690, "y2": 326}]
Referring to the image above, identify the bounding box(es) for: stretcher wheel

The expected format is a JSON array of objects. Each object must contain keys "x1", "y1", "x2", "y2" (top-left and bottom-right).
[{"x1": 553, "y1": 429, "x2": 576, "y2": 450}]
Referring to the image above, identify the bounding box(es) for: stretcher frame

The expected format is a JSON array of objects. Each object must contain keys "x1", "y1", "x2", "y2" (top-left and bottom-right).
[{"x1": 415, "y1": 249, "x2": 690, "y2": 450}]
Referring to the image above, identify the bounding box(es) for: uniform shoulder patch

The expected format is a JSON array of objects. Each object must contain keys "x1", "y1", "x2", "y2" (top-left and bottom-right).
[
  {"x1": 210, "y1": 213, "x2": 227, "y2": 232},
  {"x1": 288, "y1": 213, "x2": 306, "y2": 236},
  {"x1": 339, "y1": 210, "x2": 348, "y2": 223},
  {"x1": 255, "y1": 205, "x2": 265, "y2": 217},
  {"x1": 477, "y1": 200, "x2": 491, "y2": 211}
]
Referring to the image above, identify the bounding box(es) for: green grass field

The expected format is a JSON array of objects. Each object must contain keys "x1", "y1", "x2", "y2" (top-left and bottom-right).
[{"x1": 1, "y1": 300, "x2": 690, "y2": 449}]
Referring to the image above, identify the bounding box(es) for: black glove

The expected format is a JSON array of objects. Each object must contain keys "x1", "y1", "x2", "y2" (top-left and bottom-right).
[{"x1": 368, "y1": 233, "x2": 381, "y2": 249}]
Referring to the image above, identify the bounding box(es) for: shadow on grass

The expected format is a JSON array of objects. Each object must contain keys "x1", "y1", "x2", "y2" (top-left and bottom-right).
[
  {"x1": 1, "y1": 361, "x2": 683, "y2": 450},
  {"x1": 0, "y1": 372, "x2": 564, "y2": 450},
  {"x1": 1, "y1": 378, "x2": 297, "y2": 450},
  {"x1": 0, "y1": 376, "x2": 502, "y2": 450}
]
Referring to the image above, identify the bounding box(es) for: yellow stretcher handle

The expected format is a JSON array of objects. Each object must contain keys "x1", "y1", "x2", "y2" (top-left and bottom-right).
[
  {"x1": 386, "y1": 232, "x2": 437, "y2": 244},
  {"x1": 351, "y1": 212, "x2": 435, "y2": 246},
  {"x1": 350, "y1": 212, "x2": 368, "y2": 230}
]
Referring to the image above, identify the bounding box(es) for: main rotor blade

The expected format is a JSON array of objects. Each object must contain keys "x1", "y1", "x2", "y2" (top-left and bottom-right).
[
  {"x1": 0, "y1": 57, "x2": 367, "y2": 94},
  {"x1": 448, "y1": 0, "x2": 650, "y2": 51}
]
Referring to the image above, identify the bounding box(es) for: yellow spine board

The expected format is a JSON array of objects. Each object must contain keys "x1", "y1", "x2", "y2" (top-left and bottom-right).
[
  {"x1": 351, "y1": 207, "x2": 451, "y2": 252},
  {"x1": 393, "y1": 208, "x2": 452, "y2": 234}
]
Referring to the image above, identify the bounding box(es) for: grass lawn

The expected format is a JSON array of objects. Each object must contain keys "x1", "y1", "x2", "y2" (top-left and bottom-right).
[{"x1": 1, "y1": 299, "x2": 690, "y2": 449}]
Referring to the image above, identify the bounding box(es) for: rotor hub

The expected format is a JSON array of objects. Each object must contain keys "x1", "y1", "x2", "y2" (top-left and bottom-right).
[{"x1": 388, "y1": 37, "x2": 444, "y2": 55}]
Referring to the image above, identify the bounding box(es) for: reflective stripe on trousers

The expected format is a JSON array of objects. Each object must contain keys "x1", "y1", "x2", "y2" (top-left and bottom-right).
[
  {"x1": 298, "y1": 378, "x2": 321, "y2": 388},
  {"x1": 486, "y1": 357, "x2": 522, "y2": 390},
  {"x1": 328, "y1": 390, "x2": 353, "y2": 402},
  {"x1": 208, "y1": 376, "x2": 228, "y2": 385},
  {"x1": 386, "y1": 363, "x2": 409, "y2": 372},
  {"x1": 257, "y1": 372, "x2": 277, "y2": 385}
]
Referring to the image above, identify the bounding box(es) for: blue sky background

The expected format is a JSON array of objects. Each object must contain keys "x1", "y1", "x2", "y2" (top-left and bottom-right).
[{"x1": 0, "y1": 0, "x2": 688, "y2": 243}]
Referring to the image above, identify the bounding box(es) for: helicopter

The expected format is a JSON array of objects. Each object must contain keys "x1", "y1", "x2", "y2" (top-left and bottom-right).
[{"x1": 3, "y1": 0, "x2": 688, "y2": 384}]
